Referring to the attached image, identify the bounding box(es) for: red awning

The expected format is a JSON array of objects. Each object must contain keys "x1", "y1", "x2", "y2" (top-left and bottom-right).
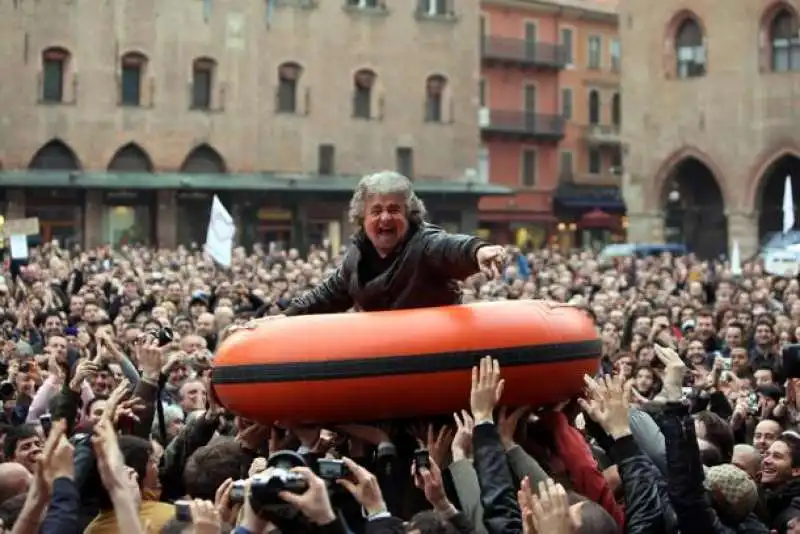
[{"x1": 579, "y1": 208, "x2": 618, "y2": 229}]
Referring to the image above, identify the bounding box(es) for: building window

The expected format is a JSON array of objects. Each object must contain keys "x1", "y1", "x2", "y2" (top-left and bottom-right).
[
  {"x1": 318, "y1": 144, "x2": 335, "y2": 175},
  {"x1": 560, "y1": 28, "x2": 574, "y2": 65},
  {"x1": 425, "y1": 74, "x2": 446, "y2": 122},
  {"x1": 588, "y1": 148, "x2": 602, "y2": 175},
  {"x1": 418, "y1": 0, "x2": 448, "y2": 16},
  {"x1": 611, "y1": 92, "x2": 621, "y2": 126},
  {"x1": 353, "y1": 69, "x2": 376, "y2": 119},
  {"x1": 479, "y1": 79, "x2": 486, "y2": 107},
  {"x1": 559, "y1": 151, "x2": 574, "y2": 181},
  {"x1": 41, "y1": 47, "x2": 69, "y2": 103},
  {"x1": 521, "y1": 149, "x2": 537, "y2": 187},
  {"x1": 524, "y1": 84, "x2": 536, "y2": 113},
  {"x1": 675, "y1": 18, "x2": 706, "y2": 78},
  {"x1": 347, "y1": 0, "x2": 378, "y2": 8},
  {"x1": 191, "y1": 57, "x2": 216, "y2": 109},
  {"x1": 770, "y1": 9, "x2": 800, "y2": 72},
  {"x1": 396, "y1": 147, "x2": 414, "y2": 179},
  {"x1": 277, "y1": 62, "x2": 301, "y2": 113},
  {"x1": 588, "y1": 36, "x2": 602, "y2": 69},
  {"x1": 560, "y1": 88, "x2": 573, "y2": 119},
  {"x1": 588, "y1": 89, "x2": 600, "y2": 125},
  {"x1": 610, "y1": 39, "x2": 621, "y2": 71},
  {"x1": 120, "y1": 52, "x2": 146, "y2": 106}
]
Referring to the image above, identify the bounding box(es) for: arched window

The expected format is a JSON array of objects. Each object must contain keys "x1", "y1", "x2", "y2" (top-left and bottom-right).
[
  {"x1": 675, "y1": 18, "x2": 706, "y2": 78},
  {"x1": 611, "y1": 92, "x2": 621, "y2": 126},
  {"x1": 425, "y1": 74, "x2": 446, "y2": 122},
  {"x1": 41, "y1": 47, "x2": 71, "y2": 103},
  {"x1": 770, "y1": 9, "x2": 800, "y2": 72},
  {"x1": 353, "y1": 69, "x2": 376, "y2": 119},
  {"x1": 588, "y1": 89, "x2": 600, "y2": 125},
  {"x1": 277, "y1": 62, "x2": 302, "y2": 113},
  {"x1": 120, "y1": 52, "x2": 148, "y2": 106},
  {"x1": 191, "y1": 57, "x2": 216, "y2": 110}
]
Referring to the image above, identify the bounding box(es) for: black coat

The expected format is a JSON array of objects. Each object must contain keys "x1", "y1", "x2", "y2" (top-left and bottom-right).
[{"x1": 284, "y1": 223, "x2": 485, "y2": 315}]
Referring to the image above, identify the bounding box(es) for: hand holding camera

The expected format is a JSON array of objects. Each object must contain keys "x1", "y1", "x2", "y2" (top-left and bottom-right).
[{"x1": 275, "y1": 467, "x2": 337, "y2": 526}]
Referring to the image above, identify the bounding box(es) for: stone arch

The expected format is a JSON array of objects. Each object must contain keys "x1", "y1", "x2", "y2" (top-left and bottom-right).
[
  {"x1": 654, "y1": 147, "x2": 728, "y2": 258},
  {"x1": 749, "y1": 145, "x2": 800, "y2": 239},
  {"x1": 107, "y1": 142, "x2": 154, "y2": 172},
  {"x1": 760, "y1": 0, "x2": 799, "y2": 29},
  {"x1": 28, "y1": 138, "x2": 82, "y2": 170},
  {"x1": 180, "y1": 144, "x2": 226, "y2": 173},
  {"x1": 652, "y1": 145, "x2": 730, "y2": 208},
  {"x1": 664, "y1": 9, "x2": 708, "y2": 44}
]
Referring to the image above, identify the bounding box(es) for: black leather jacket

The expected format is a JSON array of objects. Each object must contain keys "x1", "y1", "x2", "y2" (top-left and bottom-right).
[
  {"x1": 658, "y1": 403, "x2": 769, "y2": 534},
  {"x1": 284, "y1": 223, "x2": 485, "y2": 315}
]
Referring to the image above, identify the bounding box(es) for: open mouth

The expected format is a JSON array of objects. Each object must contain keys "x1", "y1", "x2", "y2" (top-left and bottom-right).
[{"x1": 377, "y1": 228, "x2": 396, "y2": 237}]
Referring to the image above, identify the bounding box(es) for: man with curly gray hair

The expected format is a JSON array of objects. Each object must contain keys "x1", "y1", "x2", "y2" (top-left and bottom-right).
[{"x1": 269, "y1": 170, "x2": 506, "y2": 316}]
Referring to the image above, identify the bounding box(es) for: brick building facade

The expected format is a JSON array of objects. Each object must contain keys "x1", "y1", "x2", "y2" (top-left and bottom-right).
[
  {"x1": 620, "y1": 0, "x2": 800, "y2": 258},
  {"x1": 0, "y1": 0, "x2": 502, "y2": 250},
  {"x1": 478, "y1": 0, "x2": 623, "y2": 249}
]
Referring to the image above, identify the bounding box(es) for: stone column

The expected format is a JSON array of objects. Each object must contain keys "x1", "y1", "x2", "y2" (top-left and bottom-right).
[
  {"x1": 726, "y1": 210, "x2": 759, "y2": 259},
  {"x1": 156, "y1": 190, "x2": 177, "y2": 248},
  {"x1": 84, "y1": 191, "x2": 104, "y2": 248},
  {"x1": 625, "y1": 211, "x2": 664, "y2": 243},
  {"x1": 5, "y1": 190, "x2": 25, "y2": 219}
]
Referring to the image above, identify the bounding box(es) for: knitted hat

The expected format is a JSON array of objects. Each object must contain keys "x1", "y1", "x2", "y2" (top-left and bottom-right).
[{"x1": 703, "y1": 464, "x2": 758, "y2": 522}]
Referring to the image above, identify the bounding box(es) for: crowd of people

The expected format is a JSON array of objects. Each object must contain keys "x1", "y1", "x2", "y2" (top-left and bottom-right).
[{"x1": 0, "y1": 173, "x2": 798, "y2": 534}]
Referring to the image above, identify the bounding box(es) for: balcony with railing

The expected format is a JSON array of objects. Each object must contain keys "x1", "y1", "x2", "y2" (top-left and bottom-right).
[
  {"x1": 481, "y1": 36, "x2": 567, "y2": 69},
  {"x1": 584, "y1": 124, "x2": 622, "y2": 146},
  {"x1": 479, "y1": 108, "x2": 565, "y2": 141}
]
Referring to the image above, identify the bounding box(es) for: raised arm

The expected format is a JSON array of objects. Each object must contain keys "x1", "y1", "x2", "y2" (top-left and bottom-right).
[{"x1": 422, "y1": 226, "x2": 486, "y2": 281}]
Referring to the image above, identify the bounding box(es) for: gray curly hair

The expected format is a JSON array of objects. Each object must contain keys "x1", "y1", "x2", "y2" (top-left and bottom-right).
[{"x1": 347, "y1": 170, "x2": 427, "y2": 227}]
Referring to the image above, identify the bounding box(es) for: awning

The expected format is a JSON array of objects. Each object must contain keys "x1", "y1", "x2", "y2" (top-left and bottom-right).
[
  {"x1": 579, "y1": 208, "x2": 620, "y2": 229},
  {"x1": 0, "y1": 171, "x2": 514, "y2": 197},
  {"x1": 553, "y1": 182, "x2": 625, "y2": 211}
]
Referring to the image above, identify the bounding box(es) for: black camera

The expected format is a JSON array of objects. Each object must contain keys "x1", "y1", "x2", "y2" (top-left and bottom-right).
[
  {"x1": 228, "y1": 450, "x2": 309, "y2": 522},
  {"x1": 40, "y1": 415, "x2": 52, "y2": 438},
  {"x1": 147, "y1": 326, "x2": 174, "y2": 347},
  {"x1": 414, "y1": 448, "x2": 431, "y2": 472},
  {"x1": 784, "y1": 344, "x2": 800, "y2": 379},
  {"x1": 317, "y1": 458, "x2": 349, "y2": 481}
]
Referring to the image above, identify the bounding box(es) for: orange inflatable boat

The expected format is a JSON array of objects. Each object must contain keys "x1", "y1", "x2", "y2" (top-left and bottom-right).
[{"x1": 211, "y1": 300, "x2": 600, "y2": 424}]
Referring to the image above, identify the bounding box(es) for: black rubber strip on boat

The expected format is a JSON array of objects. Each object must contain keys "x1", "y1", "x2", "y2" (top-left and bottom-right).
[{"x1": 211, "y1": 339, "x2": 601, "y2": 384}]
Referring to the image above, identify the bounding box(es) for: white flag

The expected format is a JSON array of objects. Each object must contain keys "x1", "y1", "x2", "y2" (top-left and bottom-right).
[
  {"x1": 204, "y1": 195, "x2": 235, "y2": 267},
  {"x1": 731, "y1": 240, "x2": 742, "y2": 277},
  {"x1": 783, "y1": 175, "x2": 795, "y2": 234}
]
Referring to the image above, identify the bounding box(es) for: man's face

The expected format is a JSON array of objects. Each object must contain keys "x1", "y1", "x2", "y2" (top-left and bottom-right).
[
  {"x1": 44, "y1": 316, "x2": 63, "y2": 336},
  {"x1": 47, "y1": 336, "x2": 68, "y2": 362},
  {"x1": 697, "y1": 315, "x2": 714, "y2": 339},
  {"x1": 754, "y1": 369, "x2": 775, "y2": 388},
  {"x1": 363, "y1": 193, "x2": 409, "y2": 257},
  {"x1": 725, "y1": 326, "x2": 743, "y2": 348},
  {"x1": 69, "y1": 296, "x2": 84, "y2": 316},
  {"x1": 762, "y1": 440, "x2": 797, "y2": 486},
  {"x1": 179, "y1": 380, "x2": 207, "y2": 412},
  {"x1": 196, "y1": 314, "x2": 215, "y2": 336},
  {"x1": 755, "y1": 324, "x2": 774, "y2": 347},
  {"x1": 13, "y1": 435, "x2": 43, "y2": 473},
  {"x1": 731, "y1": 348, "x2": 749, "y2": 372}
]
